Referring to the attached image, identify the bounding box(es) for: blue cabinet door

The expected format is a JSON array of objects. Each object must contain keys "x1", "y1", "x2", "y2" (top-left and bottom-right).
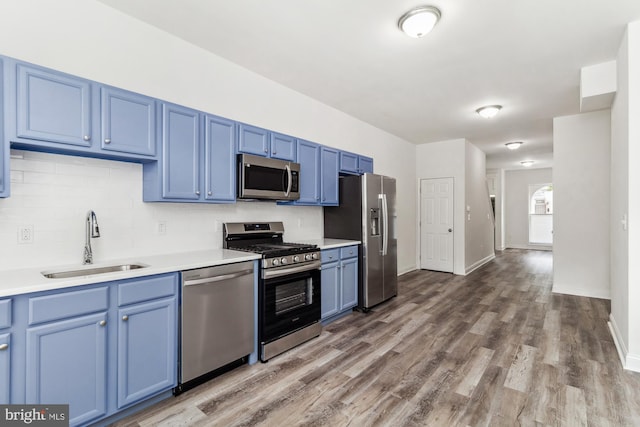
[
  {"x1": 238, "y1": 123, "x2": 269, "y2": 156},
  {"x1": 321, "y1": 147, "x2": 339, "y2": 205},
  {"x1": 359, "y1": 156, "x2": 374, "y2": 174},
  {"x1": 339, "y1": 151, "x2": 359, "y2": 174},
  {"x1": 0, "y1": 333, "x2": 9, "y2": 404},
  {"x1": 161, "y1": 103, "x2": 201, "y2": 200},
  {"x1": 340, "y1": 257, "x2": 358, "y2": 310},
  {"x1": 321, "y1": 262, "x2": 340, "y2": 320},
  {"x1": 16, "y1": 63, "x2": 92, "y2": 147},
  {"x1": 100, "y1": 87, "x2": 156, "y2": 157},
  {"x1": 204, "y1": 115, "x2": 236, "y2": 202},
  {"x1": 26, "y1": 312, "x2": 108, "y2": 427},
  {"x1": 270, "y1": 132, "x2": 296, "y2": 161},
  {"x1": 117, "y1": 297, "x2": 176, "y2": 409},
  {"x1": 296, "y1": 139, "x2": 320, "y2": 204}
]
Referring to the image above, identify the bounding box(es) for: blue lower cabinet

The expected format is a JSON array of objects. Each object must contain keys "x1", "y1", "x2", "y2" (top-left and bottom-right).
[
  {"x1": 25, "y1": 312, "x2": 108, "y2": 426},
  {"x1": 321, "y1": 246, "x2": 359, "y2": 323},
  {"x1": 117, "y1": 297, "x2": 177, "y2": 409},
  {"x1": 321, "y1": 262, "x2": 340, "y2": 320},
  {"x1": 16, "y1": 273, "x2": 178, "y2": 426},
  {"x1": 0, "y1": 333, "x2": 10, "y2": 404}
]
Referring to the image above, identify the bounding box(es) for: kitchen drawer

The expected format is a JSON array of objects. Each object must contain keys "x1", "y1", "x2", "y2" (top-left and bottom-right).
[
  {"x1": 0, "y1": 300, "x2": 10, "y2": 329},
  {"x1": 117, "y1": 273, "x2": 177, "y2": 307},
  {"x1": 28, "y1": 286, "x2": 109, "y2": 325},
  {"x1": 340, "y1": 245, "x2": 358, "y2": 259},
  {"x1": 321, "y1": 248, "x2": 340, "y2": 264}
]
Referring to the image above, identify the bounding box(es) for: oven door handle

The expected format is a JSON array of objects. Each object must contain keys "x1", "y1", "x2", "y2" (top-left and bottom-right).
[
  {"x1": 262, "y1": 261, "x2": 321, "y2": 279},
  {"x1": 184, "y1": 269, "x2": 254, "y2": 287}
]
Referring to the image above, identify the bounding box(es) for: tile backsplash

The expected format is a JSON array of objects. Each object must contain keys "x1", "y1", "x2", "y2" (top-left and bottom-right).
[{"x1": 0, "y1": 150, "x2": 323, "y2": 270}]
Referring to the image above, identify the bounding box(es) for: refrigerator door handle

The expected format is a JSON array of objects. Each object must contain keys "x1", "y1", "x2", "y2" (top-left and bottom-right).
[{"x1": 380, "y1": 193, "x2": 389, "y2": 256}]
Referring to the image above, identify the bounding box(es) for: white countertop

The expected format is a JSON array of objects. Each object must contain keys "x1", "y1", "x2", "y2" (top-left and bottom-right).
[
  {"x1": 300, "y1": 238, "x2": 361, "y2": 250},
  {"x1": 0, "y1": 249, "x2": 261, "y2": 298}
]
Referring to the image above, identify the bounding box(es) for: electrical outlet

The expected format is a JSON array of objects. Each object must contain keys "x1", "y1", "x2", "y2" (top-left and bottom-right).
[
  {"x1": 157, "y1": 221, "x2": 167, "y2": 235},
  {"x1": 18, "y1": 225, "x2": 34, "y2": 244}
]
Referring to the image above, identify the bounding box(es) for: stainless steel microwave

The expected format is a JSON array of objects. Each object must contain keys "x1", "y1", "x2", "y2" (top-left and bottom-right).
[{"x1": 237, "y1": 153, "x2": 300, "y2": 201}]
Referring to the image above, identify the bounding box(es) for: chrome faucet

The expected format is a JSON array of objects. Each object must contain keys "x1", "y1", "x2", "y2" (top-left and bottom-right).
[{"x1": 83, "y1": 210, "x2": 100, "y2": 264}]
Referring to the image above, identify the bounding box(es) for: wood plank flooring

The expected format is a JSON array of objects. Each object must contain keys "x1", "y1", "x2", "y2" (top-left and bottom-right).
[{"x1": 112, "y1": 249, "x2": 640, "y2": 427}]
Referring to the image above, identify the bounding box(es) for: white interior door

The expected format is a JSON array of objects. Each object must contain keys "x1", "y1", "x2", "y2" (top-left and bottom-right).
[{"x1": 420, "y1": 178, "x2": 454, "y2": 273}]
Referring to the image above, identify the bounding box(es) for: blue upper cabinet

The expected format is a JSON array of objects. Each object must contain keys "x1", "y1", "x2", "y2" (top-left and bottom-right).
[
  {"x1": 295, "y1": 139, "x2": 321, "y2": 204},
  {"x1": 100, "y1": 86, "x2": 156, "y2": 157},
  {"x1": 160, "y1": 103, "x2": 201, "y2": 200},
  {"x1": 16, "y1": 63, "x2": 93, "y2": 147},
  {"x1": 321, "y1": 146, "x2": 339, "y2": 205},
  {"x1": 282, "y1": 140, "x2": 339, "y2": 206},
  {"x1": 238, "y1": 123, "x2": 269, "y2": 156},
  {"x1": 143, "y1": 107, "x2": 236, "y2": 203},
  {"x1": 339, "y1": 150, "x2": 373, "y2": 175},
  {"x1": 269, "y1": 132, "x2": 296, "y2": 161},
  {"x1": 7, "y1": 59, "x2": 157, "y2": 162},
  {"x1": 238, "y1": 123, "x2": 296, "y2": 161},
  {"x1": 204, "y1": 114, "x2": 236, "y2": 202}
]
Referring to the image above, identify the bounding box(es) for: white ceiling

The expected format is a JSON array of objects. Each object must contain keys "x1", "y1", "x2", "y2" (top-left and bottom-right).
[{"x1": 97, "y1": 0, "x2": 640, "y2": 170}]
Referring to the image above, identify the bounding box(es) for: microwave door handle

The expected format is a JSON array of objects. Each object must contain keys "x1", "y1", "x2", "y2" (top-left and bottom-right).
[{"x1": 284, "y1": 164, "x2": 292, "y2": 197}]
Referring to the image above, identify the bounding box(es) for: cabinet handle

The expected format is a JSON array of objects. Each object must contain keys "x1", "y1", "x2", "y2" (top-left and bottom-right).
[
  {"x1": 328, "y1": 256, "x2": 333, "y2": 259},
  {"x1": 83, "y1": 135, "x2": 91, "y2": 141},
  {"x1": 264, "y1": 148, "x2": 268, "y2": 153},
  {"x1": 122, "y1": 315, "x2": 129, "y2": 321},
  {"x1": 104, "y1": 138, "x2": 111, "y2": 144},
  {"x1": 207, "y1": 191, "x2": 212, "y2": 196},
  {"x1": 0, "y1": 343, "x2": 8, "y2": 351},
  {"x1": 99, "y1": 320, "x2": 106, "y2": 327},
  {"x1": 195, "y1": 191, "x2": 201, "y2": 195}
]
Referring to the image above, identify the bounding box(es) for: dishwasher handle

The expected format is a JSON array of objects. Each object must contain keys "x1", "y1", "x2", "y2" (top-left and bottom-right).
[{"x1": 183, "y1": 269, "x2": 254, "y2": 287}]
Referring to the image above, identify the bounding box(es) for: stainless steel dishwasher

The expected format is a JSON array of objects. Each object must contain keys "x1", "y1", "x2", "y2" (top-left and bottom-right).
[{"x1": 178, "y1": 261, "x2": 255, "y2": 392}]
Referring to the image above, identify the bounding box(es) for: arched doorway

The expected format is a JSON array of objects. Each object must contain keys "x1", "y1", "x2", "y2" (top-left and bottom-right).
[{"x1": 529, "y1": 184, "x2": 553, "y2": 245}]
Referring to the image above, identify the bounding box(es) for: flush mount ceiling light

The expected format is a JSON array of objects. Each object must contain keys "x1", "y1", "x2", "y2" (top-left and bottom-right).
[
  {"x1": 520, "y1": 160, "x2": 535, "y2": 167},
  {"x1": 505, "y1": 141, "x2": 523, "y2": 150},
  {"x1": 476, "y1": 105, "x2": 502, "y2": 119},
  {"x1": 398, "y1": 6, "x2": 441, "y2": 38}
]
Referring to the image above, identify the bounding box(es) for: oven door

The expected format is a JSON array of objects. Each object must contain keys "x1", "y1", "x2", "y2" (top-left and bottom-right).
[{"x1": 260, "y1": 264, "x2": 321, "y2": 344}]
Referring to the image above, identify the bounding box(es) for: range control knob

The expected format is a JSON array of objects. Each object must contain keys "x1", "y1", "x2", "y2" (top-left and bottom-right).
[
  {"x1": 304, "y1": 253, "x2": 312, "y2": 261},
  {"x1": 271, "y1": 258, "x2": 279, "y2": 266},
  {"x1": 280, "y1": 257, "x2": 288, "y2": 265},
  {"x1": 293, "y1": 255, "x2": 300, "y2": 263},
  {"x1": 312, "y1": 253, "x2": 319, "y2": 260}
]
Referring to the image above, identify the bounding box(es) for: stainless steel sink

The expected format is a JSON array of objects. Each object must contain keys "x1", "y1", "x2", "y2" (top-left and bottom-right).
[{"x1": 41, "y1": 263, "x2": 148, "y2": 279}]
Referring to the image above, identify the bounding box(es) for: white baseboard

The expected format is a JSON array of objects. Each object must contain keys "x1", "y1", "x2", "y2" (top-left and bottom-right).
[
  {"x1": 551, "y1": 284, "x2": 610, "y2": 300},
  {"x1": 608, "y1": 314, "x2": 640, "y2": 372},
  {"x1": 505, "y1": 243, "x2": 552, "y2": 251},
  {"x1": 465, "y1": 253, "x2": 495, "y2": 275}
]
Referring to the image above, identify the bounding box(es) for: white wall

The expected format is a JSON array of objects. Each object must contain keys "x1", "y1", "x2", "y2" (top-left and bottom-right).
[
  {"x1": 415, "y1": 139, "x2": 466, "y2": 275},
  {"x1": 504, "y1": 168, "x2": 553, "y2": 250},
  {"x1": 0, "y1": 0, "x2": 417, "y2": 273},
  {"x1": 610, "y1": 21, "x2": 640, "y2": 372},
  {"x1": 465, "y1": 142, "x2": 495, "y2": 273},
  {"x1": 415, "y1": 139, "x2": 494, "y2": 275},
  {"x1": 553, "y1": 110, "x2": 610, "y2": 299}
]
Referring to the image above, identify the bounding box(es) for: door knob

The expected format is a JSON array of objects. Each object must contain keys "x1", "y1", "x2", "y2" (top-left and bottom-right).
[{"x1": 448, "y1": 228, "x2": 453, "y2": 232}]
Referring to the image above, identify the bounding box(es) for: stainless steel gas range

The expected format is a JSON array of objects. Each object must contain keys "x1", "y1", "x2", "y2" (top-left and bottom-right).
[{"x1": 223, "y1": 222, "x2": 321, "y2": 362}]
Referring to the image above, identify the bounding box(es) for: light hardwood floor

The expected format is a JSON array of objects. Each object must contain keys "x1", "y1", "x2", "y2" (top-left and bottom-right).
[{"x1": 112, "y1": 249, "x2": 640, "y2": 426}]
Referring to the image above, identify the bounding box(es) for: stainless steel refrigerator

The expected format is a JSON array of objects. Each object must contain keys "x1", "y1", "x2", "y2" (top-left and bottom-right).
[{"x1": 324, "y1": 173, "x2": 397, "y2": 310}]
